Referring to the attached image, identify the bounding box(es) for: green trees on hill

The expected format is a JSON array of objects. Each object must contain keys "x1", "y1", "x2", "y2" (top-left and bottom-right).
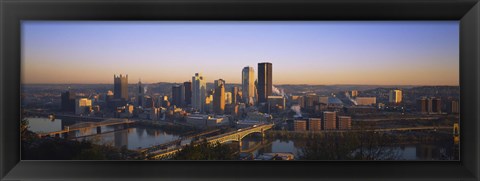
[{"x1": 172, "y1": 140, "x2": 238, "y2": 160}]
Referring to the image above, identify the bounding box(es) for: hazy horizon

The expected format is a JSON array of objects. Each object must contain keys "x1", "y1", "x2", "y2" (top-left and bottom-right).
[{"x1": 22, "y1": 21, "x2": 459, "y2": 85}]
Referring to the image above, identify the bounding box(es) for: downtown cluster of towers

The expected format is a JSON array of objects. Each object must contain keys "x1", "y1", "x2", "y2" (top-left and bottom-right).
[
  {"x1": 112, "y1": 62, "x2": 274, "y2": 115},
  {"x1": 188, "y1": 62, "x2": 273, "y2": 114}
]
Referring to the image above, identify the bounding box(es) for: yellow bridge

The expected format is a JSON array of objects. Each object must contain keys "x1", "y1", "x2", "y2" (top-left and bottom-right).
[{"x1": 149, "y1": 124, "x2": 274, "y2": 160}]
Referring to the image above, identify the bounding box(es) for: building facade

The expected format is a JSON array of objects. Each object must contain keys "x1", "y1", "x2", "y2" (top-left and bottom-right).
[
  {"x1": 242, "y1": 66, "x2": 255, "y2": 105},
  {"x1": 338, "y1": 116, "x2": 352, "y2": 130},
  {"x1": 308, "y1": 118, "x2": 322, "y2": 131},
  {"x1": 192, "y1": 73, "x2": 207, "y2": 112},
  {"x1": 323, "y1": 111, "x2": 337, "y2": 130},
  {"x1": 114, "y1": 74, "x2": 128, "y2": 101},
  {"x1": 61, "y1": 91, "x2": 76, "y2": 112},
  {"x1": 389, "y1": 89, "x2": 402, "y2": 103},
  {"x1": 257, "y1": 62, "x2": 272, "y2": 104},
  {"x1": 183, "y1": 81, "x2": 192, "y2": 106},
  {"x1": 294, "y1": 120, "x2": 307, "y2": 132},
  {"x1": 355, "y1": 97, "x2": 376, "y2": 106},
  {"x1": 213, "y1": 79, "x2": 225, "y2": 114},
  {"x1": 172, "y1": 84, "x2": 184, "y2": 107}
]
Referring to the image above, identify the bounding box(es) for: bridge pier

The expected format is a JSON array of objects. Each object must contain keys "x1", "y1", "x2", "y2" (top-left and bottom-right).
[
  {"x1": 62, "y1": 132, "x2": 69, "y2": 138},
  {"x1": 96, "y1": 126, "x2": 102, "y2": 134}
]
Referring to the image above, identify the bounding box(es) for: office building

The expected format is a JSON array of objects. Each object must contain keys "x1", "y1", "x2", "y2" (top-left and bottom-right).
[
  {"x1": 161, "y1": 95, "x2": 170, "y2": 108},
  {"x1": 417, "y1": 97, "x2": 428, "y2": 113},
  {"x1": 75, "y1": 98, "x2": 92, "y2": 115},
  {"x1": 429, "y1": 97, "x2": 442, "y2": 114},
  {"x1": 308, "y1": 118, "x2": 321, "y2": 132},
  {"x1": 214, "y1": 79, "x2": 226, "y2": 87},
  {"x1": 389, "y1": 89, "x2": 402, "y2": 103},
  {"x1": 172, "y1": 84, "x2": 184, "y2": 107},
  {"x1": 184, "y1": 81, "x2": 192, "y2": 106},
  {"x1": 61, "y1": 91, "x2": 76, "y2": 112},
  {"x1": 258, "y1": 62, "x2": 272, "y2": 104},
  {"x1": 225, "y1": 92, "x2": 232, "y2": 105},
  {"x1": 351, "y1": 90, "x2": 358, "y2": 97},
  {"x1": 291, "y1": 95, "x2": 305, "y2": 109},
  {"x1": 144, "y1": 96, "x2": 154, "y2": 108},
  {"x1": 355, "y1": 97, "x2": 376, "y2": 106},
  {"x1": 192, "y1": 73, "x2": 207, "y2": 112},
  {"x1": 448, "y1": 100, "x2": 459, "y2": 114},
  {"x1": 323, "y1": 111, "x2": 337, "y2": 130},
  {"x1": 304, "y1": 94, "x2": 319, "y2": 109},
  {"x1": 242, "y1": 66, "x2": 255, "y2": 105},
  {"x1": 231, "y1": 86, "x2": 238, "y2": 105},
  {"x1": 137, "y1": 80, "x2": 144, "y2": 107},
  {"x1": 114, "y1": 74, "x2": 128, "y2": 101},
  {"x1": 338, "y1": 116, "x2": 352, "y2": 130},
  {"x1": 267, "y1": 96, "x2": 286, "y2": 113},
  {"x1": 319, "y1": 96, "x2": 329, "y2": 104},
  {"x1": 213, "y1": 79, "x2": 225, "y2": 114},
  {"x1": 294, "y1": 120, "x2": 307, "y2": 132}
]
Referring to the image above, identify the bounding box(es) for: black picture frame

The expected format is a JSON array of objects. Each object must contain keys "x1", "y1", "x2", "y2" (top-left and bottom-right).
[{"x1": 1, "y1": 0, "x2": 479, "y2": 180}]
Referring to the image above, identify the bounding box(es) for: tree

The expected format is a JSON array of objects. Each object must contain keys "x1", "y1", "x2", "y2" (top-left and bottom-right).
[{"x1": 172, "y1": 139, "x2": 238, "y2": 160}]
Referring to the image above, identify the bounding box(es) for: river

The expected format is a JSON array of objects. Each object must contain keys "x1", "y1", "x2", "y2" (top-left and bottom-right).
[{"x1": 26, "y1": 117, "x2": 456, "y2": 160}]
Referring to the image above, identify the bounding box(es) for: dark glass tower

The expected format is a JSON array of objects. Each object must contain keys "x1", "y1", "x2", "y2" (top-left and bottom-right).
[
  {"x1": 61, "y1": 91, "x2": 76, "y2": 112},
  {"x1": 258, "y1": 62, "x2": 272, "y2": 104},
  {"x1": 137, "y1": 80, "x2": 143, "y2": 107},
  {"x1": 172, "y1": 84, "x2": 184, "y2": 107},
  {"x1": 183, "y1": 81, "x2": 192, "y2": 106},
  {"x1": 114, "y1": 74, "x2": 128, "y2": 101}
]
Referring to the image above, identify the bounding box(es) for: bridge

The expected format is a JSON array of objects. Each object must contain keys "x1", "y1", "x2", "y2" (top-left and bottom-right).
[
  {"x1": 38, "y1": 119, "x2": 135, "y2": 137},
  {"x1": 147, "y1": 124, "x2": 275, "y2": 160},
  {"x1": 138, "y1": 128, "x2": 222, "y2": 154}
]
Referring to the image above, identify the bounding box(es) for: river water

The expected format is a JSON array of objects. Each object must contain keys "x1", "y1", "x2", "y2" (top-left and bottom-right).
[{"x1": 26, "y1": 117, "x2": 455, "y2": 160}]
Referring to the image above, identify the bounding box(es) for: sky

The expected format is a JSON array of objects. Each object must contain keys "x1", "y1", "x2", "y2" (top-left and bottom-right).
[{"x1": 21, "y1": 21, "x2": 459, "y2": 85}]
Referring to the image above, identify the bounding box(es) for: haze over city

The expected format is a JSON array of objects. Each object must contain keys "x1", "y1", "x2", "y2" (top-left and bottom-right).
[{"x1": 22, "y1": 21, "x2": 459, "y2": 85}]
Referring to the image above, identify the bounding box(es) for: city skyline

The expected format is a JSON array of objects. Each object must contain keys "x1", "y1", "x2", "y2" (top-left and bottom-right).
[{"x1": 22, "y1": 21, "x2": 459, "y2": 85}]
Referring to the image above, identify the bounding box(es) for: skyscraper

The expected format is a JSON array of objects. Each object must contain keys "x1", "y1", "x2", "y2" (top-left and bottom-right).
[
  {"x1": 225, "y1": 92, "x2": 232, "y2": 105},
  {"x1": 214, "y1": 79, "x2": 226, "y2": 87},
  {"x1": 184, "y1": 81, "x2": 192, "y2": 106},
  {"x1": 192, "y1": 73, "x2": 207, "y2": 112},
  {"x1": 61, "y1": 91, "x2": 76, "y2": 112},
  {"x1": 258, "y1": 62, "x2": 272, "y2": 104},
  {"x1": 137, "y1": 80, "x2": 144, "y2": 107},
  {"x1": 213, "y1": 79, "x2": 225, "y2": 114},
  {"x1": 114, "y1": 74, "x2": 128, "y2": 101},
  {"x1": 389, "y1": 89, "x2": 402, "y2": 103},
  {"x1": 172, "y1": 84, "x2": 184, "y2": 107},
  {"x1": 242, "y1": 66, "x2": 255, "y2": 105},
  {"x1": 231, "y1": 86, "x2": 238, "y2": 105}
]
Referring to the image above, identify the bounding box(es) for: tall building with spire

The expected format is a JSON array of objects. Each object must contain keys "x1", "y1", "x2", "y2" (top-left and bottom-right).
[
  {"x1": 192, "y1": 73, "x2": 207, "y2": 112},
  {"x1": 258, "y1": 62, "x2": 272, "y2": 104},
  {"x1": 114, "y1": 74, "x2": 128, "y2": 101},
  {"x1": 242, "y1": 66, "x2": 255, "y2": 105}
]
